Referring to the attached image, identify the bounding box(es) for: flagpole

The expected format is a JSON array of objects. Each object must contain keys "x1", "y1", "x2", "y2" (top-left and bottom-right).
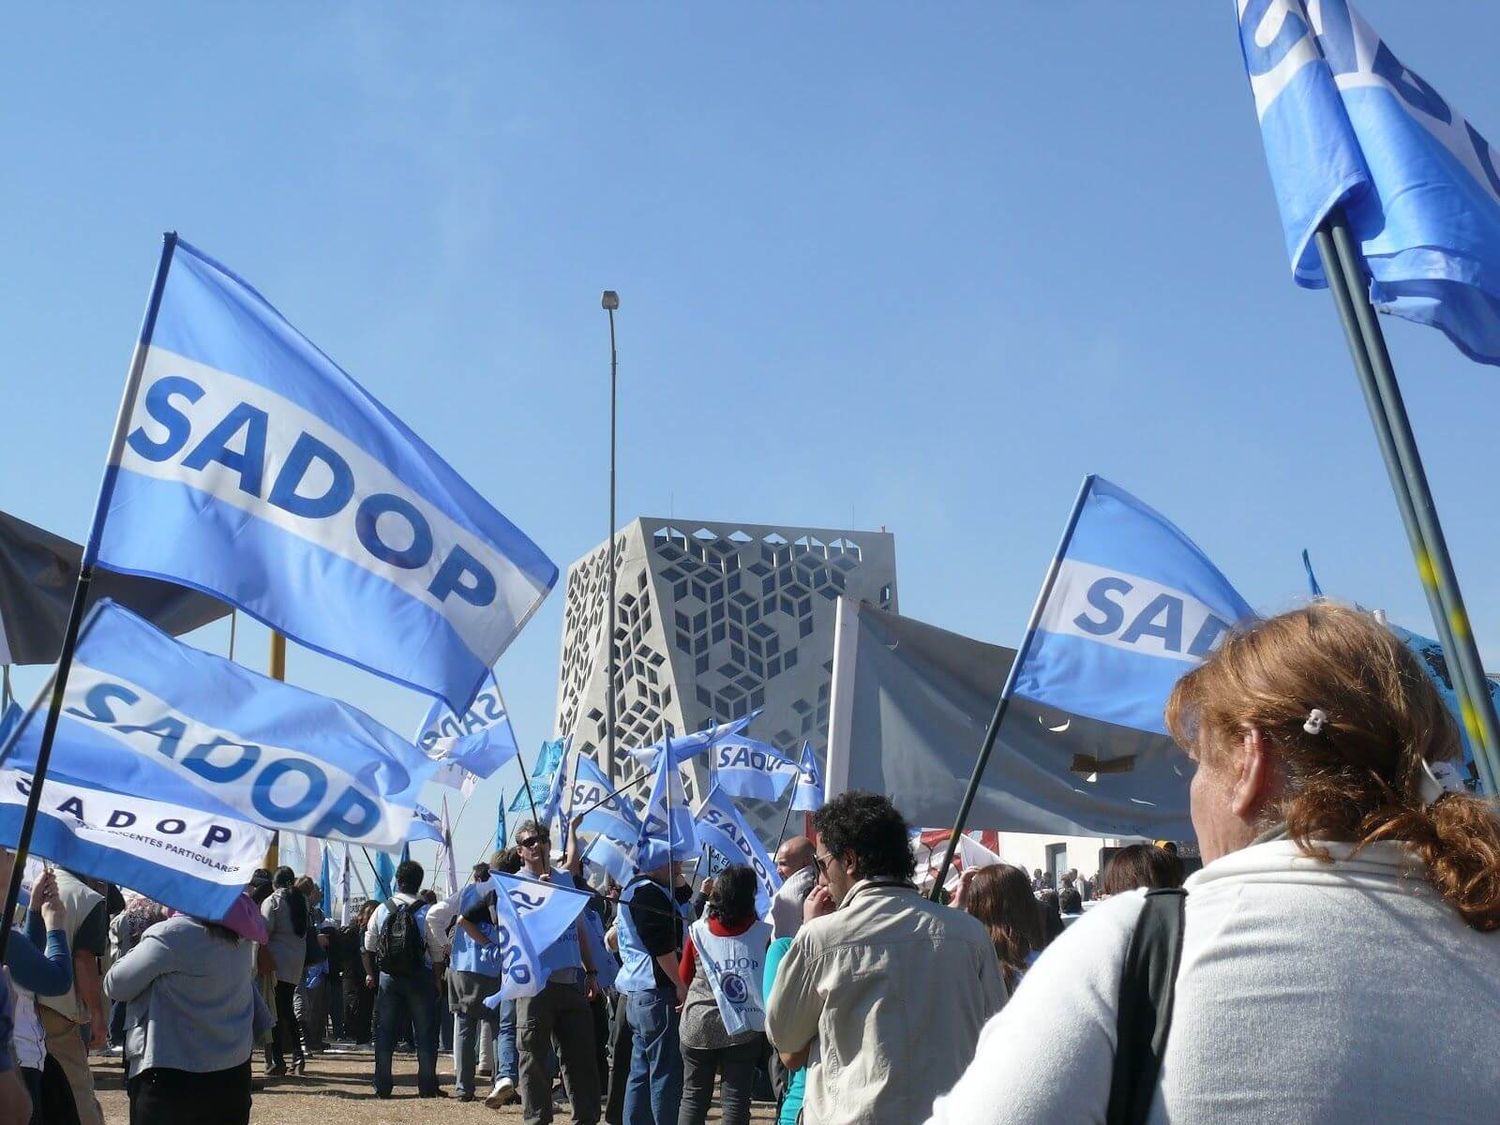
[
  {"x1": 0, "y1": 232, "x2": 178, "y2": 963},
  {"x1": 772, "y1": 771, "x2": 800, "y2": 854},
  {"x1": 493, "y1": 682, "x2": 542, "y2": 829},
  {"x1": 1316, "y1": 212, "x2": 1500, "y2": 795},
  {"x1": 929, "y1": 475, "x2": 1096, "y2": 900},
  {"x1": 602, "y1": 290, "x2": 620, "y2": 789}
]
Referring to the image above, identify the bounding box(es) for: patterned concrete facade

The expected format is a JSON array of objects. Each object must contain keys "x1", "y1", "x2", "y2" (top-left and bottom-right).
[{"x1": 555, "y1": 518, "x2": 897, "y2": 822}]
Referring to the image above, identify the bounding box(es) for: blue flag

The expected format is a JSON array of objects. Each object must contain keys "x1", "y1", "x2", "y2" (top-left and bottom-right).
[
  {"x1": 495, "y1": 796, "x2": 507, "y2": 856},
  {"x1": 711, "y1": 737, "x2": 797, "y2": 802},
  {"x1": 1302, "y1": 548, "x2": 1324, "y2": 599},
  {"x1": 790, "y1": 741, "x2": 824, "y2": 813},
  {"x1": 406, "y1": 803, "x2": 443, "y2": 844},
  {"x1": 538, "y1": 741, "x2": 572, "y2": 839},
  {"x1": 477, "y1": 872, "x2": 590, "y2": 1003},
  {"x1": 319, "y1": 847, "x2": 334, "y2": 917},
  {"x1": 415, "y1": 670, "x2": 520, "y2": 792},
  {"x1": 1238, "y1": 1, "x2": 1500, "y2": 364},
  {"x1": 567, "y1": 754, "x2": 642, "y2": 847},
  {"x1": 0, "y1": 701, "x2": 272, "y2": 921},
  {"x1": 510, "y1": 738, "x2": 565, "y2": 814},
  {"x1": 1012, "y1": 477, "x2": 1254, "y2": 736},
  {"x1": 693, "y1": 785, "x2": 782, "y2": 917},
  {"x1": 373, "y1": 849, "x2": 396, "y2": 900},
  {"x1": 635, "y1": 742, "x2": 697, "y2": 871},
  {"x1": 93, "y1": 237, "x2": 557, "y2": 713},
  {"x1": 627, "y1": 713, "x2": 760, "y2": 769},
  {"x1": 0, "y1": 600, "x2": 438, "y2": 847}
]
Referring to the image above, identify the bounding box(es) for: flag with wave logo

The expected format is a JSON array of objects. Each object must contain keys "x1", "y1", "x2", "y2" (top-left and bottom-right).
[
  {"x1": 93, "y1": 236, "x2": 556, "y2": 713},
  {"x1": 1237, "y1": 0, "x2": 1500, "y2": 363},
  {"x1": 0, "y1": 599, "x2": 439, "y2": 848},
  {"x1": 476, "y1": 872, "x2": 590, "y2": 1002}
]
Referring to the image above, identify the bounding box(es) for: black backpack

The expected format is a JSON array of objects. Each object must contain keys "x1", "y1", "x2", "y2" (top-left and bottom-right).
[
  {"x1": 376, "y1": 898, "x2": 426, "y2": 977},
  {"x1": 1106, "y1": 888, "x2": 1187, "y2": 1125}
]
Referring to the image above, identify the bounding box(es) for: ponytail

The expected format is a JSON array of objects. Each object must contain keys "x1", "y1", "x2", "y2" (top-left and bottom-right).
[{"x1": 1357, "y1": 792, "x2": 1500, "y2": 932}]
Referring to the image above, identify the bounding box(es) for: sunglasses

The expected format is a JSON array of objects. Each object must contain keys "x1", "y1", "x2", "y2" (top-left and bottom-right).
[
  {"x1": 518, "y1": 836, "x2": 549, "y2": 850},
  {"x1": 814, "y1": 853, "x2": 837, "y2": 874}
]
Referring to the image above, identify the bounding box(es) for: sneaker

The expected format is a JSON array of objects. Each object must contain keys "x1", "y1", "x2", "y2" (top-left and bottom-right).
[{"x1": 485, "y1": 1077, "x2": 517, "y2": 1108}]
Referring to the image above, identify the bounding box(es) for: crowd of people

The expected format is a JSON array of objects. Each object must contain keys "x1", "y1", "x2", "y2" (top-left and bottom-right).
[{"x1": 0, "y1": 604, "x2": 1497, "y2": 1123}]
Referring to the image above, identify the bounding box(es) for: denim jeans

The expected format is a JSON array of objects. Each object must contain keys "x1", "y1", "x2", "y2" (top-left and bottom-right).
[
  {"x1": 624, "y1": 988, "x2": 682, "y2": 1125},
  {"x1": 498, "y1": 998, "x2": 519, "y2": 1081},
  {"x1": 454, "y1": 1004, "x2": 500, "y2": 1097},
  {"x1": 373, "y1": 973, "x2": 439, "y2": 1096}
]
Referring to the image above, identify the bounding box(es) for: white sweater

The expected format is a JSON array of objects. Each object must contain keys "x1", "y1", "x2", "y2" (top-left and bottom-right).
[{"x1": 926, "y1": 840, "x2": 1500, "y2": 1125}]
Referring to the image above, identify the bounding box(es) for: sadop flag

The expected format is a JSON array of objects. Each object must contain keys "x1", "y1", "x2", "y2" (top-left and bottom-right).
[
  {"x1": 693, "y1": 785, "x2": 782, "y2": 916},
  {"x1": 567, "y1": 754, "x2": 642, "y2": 848},
  {"x1": 477, "y1": 871, "x2": 590, "y2": 1002},
  {"x1": 415, "y1": 670, "x2": 520, "y2": 793},
  {"x1": 636, "y1": 745, "x2": 696, "y2": 871},
  {"x1": 712, "y1": 737, "x2": 798, "y2": 802},
  {"x1": 626, "y1": 713, "x2": 759, "y2": 768},
  {"x1": 0, "y1": 703, "x2": 271, "y2": 920},
  {"x1": 791, "y1": 741, "x2": 824, "y2": 813},
  {"x1": 1013, "y1": 477, "x2": 1255, "y2": 736},
  {"x1": 93, "y1": 237, "x2": 557, "y2": 713},
  {"x1": 1237, "y1": 1, "x2": 1500, "y2": 363},
  {"x1": 0, "y1": 600, "x2": 439, "y2": 848}
]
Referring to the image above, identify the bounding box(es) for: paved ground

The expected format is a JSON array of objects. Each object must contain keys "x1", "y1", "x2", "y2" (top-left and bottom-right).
[{"x1": 90, "y1": 1047, "x2": 779, "y2": 1124}]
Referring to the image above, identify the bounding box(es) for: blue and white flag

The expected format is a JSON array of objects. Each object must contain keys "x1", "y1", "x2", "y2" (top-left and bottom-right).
[
  {"x1": 415, "y1": 670, "x2": 520, "y2": 795},
  {"x1": 0, "y1": 751, "x2": 270, "y2": 922},
  {"x1": 479, "y1": 872, "x2": 590, "y2": 1003},
  {"x1": 406, "y1": 802, "x2": 444, "y2": 844},
  {"x1": 94, "y1": 237, "x2": 557, "y2": 713},
  {"x1": 1237, "y1": 0, "x2": 1500, "y2": 364},
  {"x1": 1013, "y1": 477, "x2": 1255, "y2": 736},
  {"x1": 712, "y1": 737, "x2": 797, "y2": 802},
  {"x1": 627, "y1": 713, "x2": 760, "y2": 768},
  {"x1": 584, "y1": 835, "x2": 637, "y2": 885},
  {"x1": 693, "y1": 785, "x2": 782, "y2": 917},
  {"x1": 790, "y1": 741, "x2": 824, "y2": 813},
  {"x1": 510, "y1": 738, "x2": 565, "y2": 814},
  {"x1": 538, "y1": 741, "x2": 572, "y2": 838},
  {"x1": 0, "y1": 600, "x2": 438, "y2": 847},
  {"x1": 567, "y1": 754, "x2": 641, "y2": 844},
  {"x1": 635, "y1": 745, "x2": 696, "y2": 871}
]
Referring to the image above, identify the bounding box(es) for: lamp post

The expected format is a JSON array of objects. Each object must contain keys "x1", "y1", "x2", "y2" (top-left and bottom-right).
[{"x1": 602, "y1": 290, "x2": 620, "y2": 785}]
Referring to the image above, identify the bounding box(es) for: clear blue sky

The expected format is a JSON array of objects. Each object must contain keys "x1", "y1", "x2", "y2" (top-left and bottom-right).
[{"x1": 6, "y1": 3, "x2": 1500, "y2": 871}]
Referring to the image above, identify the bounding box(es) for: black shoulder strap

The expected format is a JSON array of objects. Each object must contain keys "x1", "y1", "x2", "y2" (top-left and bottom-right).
[{"x1": 1106, "y1": 888, "x2": 1187, "y2": 1125}]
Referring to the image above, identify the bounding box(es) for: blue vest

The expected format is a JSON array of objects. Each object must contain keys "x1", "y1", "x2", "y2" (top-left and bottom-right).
[
  {"x1": 616, "y1": 875, "x2": 669, "y2": 994},
  {"x1": 523, "y1": 868, "x2": 583, "y2": 978},
  {"x1": 579, "y1": 906, "x2": 618, "y2": 993},
  {"x1": 449, "y1": 884, "x2": 503, "y2": 978}
]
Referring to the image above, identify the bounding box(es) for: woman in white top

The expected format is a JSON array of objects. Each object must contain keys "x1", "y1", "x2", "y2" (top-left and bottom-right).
[{"x1": 928, "y1": 603, "x2": 1500, "y2": 1125}]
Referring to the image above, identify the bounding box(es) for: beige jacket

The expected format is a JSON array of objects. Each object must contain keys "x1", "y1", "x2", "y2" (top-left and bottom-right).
[{"x1": 766, "y1": 879, "x2": 1007, "y2": 1125}]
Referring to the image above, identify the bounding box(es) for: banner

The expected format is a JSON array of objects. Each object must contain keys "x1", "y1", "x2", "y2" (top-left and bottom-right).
[
  {"x1": 711, "y1": 737, "x2": 797, "y2": 802},
  {"x1": 0, "y1": 507, "x2": 227, "y2": 666},
  {"x1": 0, "y1": 764, "x2": 271, "y2": 921},
  {"x1": 693, "y1": 785, "x2": 781, "y2": 917},
  {"x1": 790, "y1": 741, "x2": 824, "y2": 813},
  {"x1": 826, "y1": 598, "x2": 1194, "y2": 839},
  {"x1": 415, "y1": 670, "x2": 520, "y2": 792},
  {"x1": 94, "y1": 237, "x2": 557, "y2": 713},
  {"x1": 1237, "y1": 0, "x2": 1500, "y2": 363},
  {"x1": 0, "y1": 600, "x2": 438, "y2": 847},
  {"x1": 1013, "y1": 477, "x2": 1254, "y2": 736}
]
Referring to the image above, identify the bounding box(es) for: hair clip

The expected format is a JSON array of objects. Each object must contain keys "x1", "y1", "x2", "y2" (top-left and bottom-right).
[
  {"x1": 1303, "y1": 708, "x2": 1328, "y2": 736},
  {"x1": 1418, "y1": 759, "x2": 1466, "y2": 806}
]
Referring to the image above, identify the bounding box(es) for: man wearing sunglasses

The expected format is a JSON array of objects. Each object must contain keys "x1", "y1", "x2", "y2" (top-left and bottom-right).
[
  {"x1": 512, "y1": 820, "x2": 603, "y2": 1125},
  {"x1": 765, "y1": 792, "x2": 1007, "y2": 1124}
]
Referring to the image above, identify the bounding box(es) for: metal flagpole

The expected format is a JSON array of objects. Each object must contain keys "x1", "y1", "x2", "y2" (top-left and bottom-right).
[
  {"x1": 0, "y1": 233, "x2": 179, "y2": 963},
  {"x1": 492, "y1": 681, "x2": 542, "y2": 829},
  {"x1": 1316, "y1": 211, "x2": 1500, "y2": 795},
  {"x1": 772, "y1": 769, "x2": 800, "y2": 854},
  {"x1": 602, "y1": 290, "x2": 620, "y2": 787},
  {"x1": 930, "y1": 476, "x2": 1096, "y2": 900}
]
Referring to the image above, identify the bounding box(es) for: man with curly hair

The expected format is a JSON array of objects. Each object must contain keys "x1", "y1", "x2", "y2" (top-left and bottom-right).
[{"x1": 765, "y1": 792, "x2": 1006, "y2": 1124}]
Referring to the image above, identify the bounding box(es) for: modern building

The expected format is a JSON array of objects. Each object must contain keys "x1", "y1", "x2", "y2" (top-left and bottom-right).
[{"x1": 555, "y1": 518, "x2": 897, "y2": 826}]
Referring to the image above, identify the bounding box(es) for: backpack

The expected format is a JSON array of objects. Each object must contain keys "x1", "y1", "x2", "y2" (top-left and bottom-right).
[{"x1": 376, "y1": 898, "x2": 427, "y2": 977}]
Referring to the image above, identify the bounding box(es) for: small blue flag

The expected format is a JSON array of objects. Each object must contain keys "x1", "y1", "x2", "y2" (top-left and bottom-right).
[
  {"x1": 406, "y1": 803, "x2": 444, "y2": 844},
  {"x1": 510, "y1": 738, "x2": 565, "y2": 814},
  {"x1": 373, "y1": 849, "x2": 396, "y2": 900},
  {"x1": 1302, "y1": 548, "x2": 1324, "y2": 599},
  {"x1": 1238, "y1": 1, "x2": 1500, "y2": 364},
  {"x1": 94, "y1": 238, "x2": 557, "y2": 714},
  {"x1": 319, "y1": 847, "x2": 334, "y2": 917},
  {"x1": 0, "y1": 600, "x2": 438, "y2": 847},
  {"x1": 495, "y1": 796, "x2": 507, "y2": 856},
  {"x1": 693, "y1": 785, "x2": 782, "y2": 916},
  {"x1": 635, "y1": 739, "x2": 697, "y2": 871},
  {"x1": 711, "y1": 737, "x2": 798, "y2": 802},
  {"x1": 790, "y1": 741, "x2": 824, "y2": 813},
  {"x1": 1013, "y1": 477, "x2": 1254, "y2": 736}
]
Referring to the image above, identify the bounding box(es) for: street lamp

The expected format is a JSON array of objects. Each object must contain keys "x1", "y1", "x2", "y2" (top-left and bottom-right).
[{"x1": 602, "y1": 291, "x2": 619, "y2": 785}]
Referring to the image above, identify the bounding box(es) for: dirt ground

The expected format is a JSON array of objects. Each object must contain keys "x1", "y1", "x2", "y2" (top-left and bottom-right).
[{"x1": 90, "y1": 1047, "x2": 780, "y2": 1124}]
